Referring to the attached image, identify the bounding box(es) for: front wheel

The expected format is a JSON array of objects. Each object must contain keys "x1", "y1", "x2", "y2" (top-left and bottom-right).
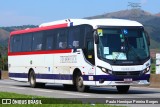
[
  {"x1": 29, "y1": 71, "x2": 45, "y2": 88},
  {"x1": 75, "y1": 73, "x2": 89, "y2": 92},
  {"x1": 116, "y1": 85, "x2": 130, "y2": 93},
  {"x1": 29, "y1": 71, "x2": 36, "y2": 88}
]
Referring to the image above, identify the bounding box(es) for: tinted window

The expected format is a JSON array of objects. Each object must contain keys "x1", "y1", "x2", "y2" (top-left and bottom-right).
[
  {"x1": 68, "y1": 26, "x2": 85, "y2": 48},
  {"x1": 11, "y1": 35, "x2": 22, "y2": 52},
  {"x1": 56, "y1": 29, "x2": 67, "y2": 49},
  {"x1": 46, "y1": 35, "x2": 53, "y2": 50},
  {"x1": 32, "y1": 32, "x2": 43, "y2": 51},
  {"x1": 44, "y1": 30, "x2": 54, "y2": 50},
  {"x1": 10, "y1": 37, "x2": 14, "y2": 52},
  {"x1": 21, "y1": 33, "x2": 32, "y2": 52}
]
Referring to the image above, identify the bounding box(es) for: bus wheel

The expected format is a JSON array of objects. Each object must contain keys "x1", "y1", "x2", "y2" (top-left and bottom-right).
[
  {"x1": 29, "y1": 71, "x2": 36, "y2": 88},
  {"x1": 29, "y1": 70, "x2": 45, "y2": 88},
  {"x1": 75, "y1": 72, "x2": 89, "y2": 92},
  {"x1": 116, "y1": 85, "x2": 130, "y2": 93}
]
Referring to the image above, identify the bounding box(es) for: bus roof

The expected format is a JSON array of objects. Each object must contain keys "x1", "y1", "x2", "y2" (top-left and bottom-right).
[
  {"x1": 11, "y1": 18, "x2": 143, "y2": 35},
  {"x1": 40, "y1": 19, "x2": 143, "y2": 28}
]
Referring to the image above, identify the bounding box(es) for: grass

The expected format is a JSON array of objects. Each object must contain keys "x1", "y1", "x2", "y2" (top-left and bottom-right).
[
  {"x1": 0, "y1": 92, "x2": 123, "y2": 107},
  {"x1": 151, "y1": 64, "x2": 156, "y2": 74},
  {"x1": 151, "y1": 58, "x2": 156, "y2": 74},
  {"x1": 0, "y1": 92, "x2": 44, "y2": 98}
]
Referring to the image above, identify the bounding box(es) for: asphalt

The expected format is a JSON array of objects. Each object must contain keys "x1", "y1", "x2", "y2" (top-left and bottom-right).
[{"x1": 0, "y1": 79, "x2": 160, "y2": 107}]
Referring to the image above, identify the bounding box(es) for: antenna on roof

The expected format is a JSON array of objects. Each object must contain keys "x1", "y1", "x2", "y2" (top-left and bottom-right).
[{"x1": 127, "y1": 2, "x2": 142, "y2": 20}]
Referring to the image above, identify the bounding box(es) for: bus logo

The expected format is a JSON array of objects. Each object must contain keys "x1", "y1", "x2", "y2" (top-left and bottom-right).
[{"x1": 2, "y1": 99, "x2": 11, "y2": 104}]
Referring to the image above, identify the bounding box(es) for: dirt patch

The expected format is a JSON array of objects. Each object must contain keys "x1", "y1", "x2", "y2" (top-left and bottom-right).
[
  {"x1": 0, "y1": 71, "x2": 9, "y2": 79},
  {"x1": 150, "y1": 74, "x2": 160, "y2": 87}
]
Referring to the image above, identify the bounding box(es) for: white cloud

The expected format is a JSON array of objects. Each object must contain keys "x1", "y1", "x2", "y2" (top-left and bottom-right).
[
  {"x1": 141, "y1": 0, "x2": 147, "y2": 5},
  {"x1": 0, "y1": 11, "x2": 43, "y2": 26}
]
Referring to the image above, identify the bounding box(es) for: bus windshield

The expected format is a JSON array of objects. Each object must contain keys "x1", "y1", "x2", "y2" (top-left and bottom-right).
[{"x1": 97, "y1": 27, "x2": 149, "y2": 61}]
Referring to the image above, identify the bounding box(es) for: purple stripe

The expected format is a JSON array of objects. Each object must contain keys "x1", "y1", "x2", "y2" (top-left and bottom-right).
[{"x1": 9, "y1": 73, "x2": 150, "y2": 81}]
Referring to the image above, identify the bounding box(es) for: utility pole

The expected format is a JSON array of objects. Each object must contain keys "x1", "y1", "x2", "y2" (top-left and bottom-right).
[{"x1": 128, "y1": 2, "x2": 142, "y2": 20}]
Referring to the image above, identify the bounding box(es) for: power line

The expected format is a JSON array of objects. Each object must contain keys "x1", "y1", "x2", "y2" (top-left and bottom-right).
[
  {"x1": 128, "y1": 2, "x2": 142, "y2": 20},
  {"x1": 128, "y1": 2, "x2": 141, "y2": 9}
]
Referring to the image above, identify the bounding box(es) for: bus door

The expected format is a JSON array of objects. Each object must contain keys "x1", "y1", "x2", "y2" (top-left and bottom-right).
[{"x1": 85, "y1": 38, "x2": 95, "y2": 65}]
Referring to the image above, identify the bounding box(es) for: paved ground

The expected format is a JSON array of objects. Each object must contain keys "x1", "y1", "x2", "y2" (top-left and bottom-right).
[{"x1": 0, "y1": 79, "x2": 160, "y2": 107}]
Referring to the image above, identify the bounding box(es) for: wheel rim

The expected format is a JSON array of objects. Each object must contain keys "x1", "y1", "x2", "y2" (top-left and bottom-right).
[
  {"x1": 30, "y1": 74, "x2": 35, "y2": 85},
  {"x1": 77, "y1": 76, "x2": 83, "y2": 88}
]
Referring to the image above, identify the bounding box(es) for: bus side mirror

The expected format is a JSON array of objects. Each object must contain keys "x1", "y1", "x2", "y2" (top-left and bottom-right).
[
  {"x1": 94, "y1": 31, "x2": 99, "y2": 44},
  {"x1": 145, "y1": 31, "x2": 150, "y2": 46}
]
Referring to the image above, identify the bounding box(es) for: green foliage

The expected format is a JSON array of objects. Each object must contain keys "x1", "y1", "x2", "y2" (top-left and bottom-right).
[
  {"x1": 151, "y1": 64, "x2": 156, "y2": 74},
  {"x1": 151, "y1": 58, "x2": 156, "y2": 74},
  {"x1": 0, "y1": 25, "x2": 38, "y2": 32},
  {"x1": 0, "y1": 45, "x2": 8, "y2": 70}
]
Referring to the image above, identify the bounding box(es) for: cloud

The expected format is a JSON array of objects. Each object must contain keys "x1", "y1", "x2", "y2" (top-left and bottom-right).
[
  {"x1": 0, "y1": 11, "x2": 43, "y2": 26},
  {"x1": 141, "y1": 0, "x2": 147, "y2": 5}
]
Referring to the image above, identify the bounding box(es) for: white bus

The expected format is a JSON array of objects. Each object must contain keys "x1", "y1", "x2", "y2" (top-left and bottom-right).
[{"x1": 8, "y1": 19, "x2": 150, "y2": 93}]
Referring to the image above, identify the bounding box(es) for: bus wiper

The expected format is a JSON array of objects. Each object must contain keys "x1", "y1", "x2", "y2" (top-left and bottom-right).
[{"x1": 113, "y1": 53, "x2": 121, "y2": 63}]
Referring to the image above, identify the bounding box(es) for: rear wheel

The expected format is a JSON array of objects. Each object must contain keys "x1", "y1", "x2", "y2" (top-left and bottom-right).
[
  {"x1": 116, "y1": 85, "x2": 130, "y2": 93},
  {"x1": 75, "y1": 72, "x2": 89, "y2": 92},
  {"x1": 29, "y1": 70, "x2": 45, "y2": 88}
]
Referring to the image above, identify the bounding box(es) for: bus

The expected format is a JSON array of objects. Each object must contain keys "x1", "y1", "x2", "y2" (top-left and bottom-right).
[{"x1": 8, "y1": 19, "x2": 150, "y2": 93}]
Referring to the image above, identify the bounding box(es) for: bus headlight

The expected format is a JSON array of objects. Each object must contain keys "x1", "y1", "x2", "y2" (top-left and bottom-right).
[
  {"x1": 101, "y1": 68, "x2": 107, "y2": 73},
  {"x1": 143, "y1": 66, "x2": 150, "y2": 74},
  {"x1": 98, "y1": 66, "x2": 112, "y2": 74}
]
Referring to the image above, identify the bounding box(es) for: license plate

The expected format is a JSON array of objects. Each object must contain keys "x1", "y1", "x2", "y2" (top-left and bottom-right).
[{"x1": 124, "y1": 78, "x2": 132, "y2": 82}]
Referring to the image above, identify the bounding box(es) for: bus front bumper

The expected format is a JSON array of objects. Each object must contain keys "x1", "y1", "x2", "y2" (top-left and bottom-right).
[
  {"x1": 83, "y1": 74, "x2": 150, "y2": 86},
  {"x1": 95, "y1": 80, "x2": 150, "y2": 86}
]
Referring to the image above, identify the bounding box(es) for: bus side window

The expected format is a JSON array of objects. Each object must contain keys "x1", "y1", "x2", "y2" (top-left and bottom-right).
[
  {"x1": 56, "y1": 29, "x2": 67, "y2": 49},
  {"x1": 68, "y1": 27, "x2": 82, "y2": 49},
  {"x1": 84, "y1": 25, "x2": 95, "y2": 65},
  {"x1": 85, "y1": 40, "x2": 95, "y2": 65},
  {"x1": 22, "y1": 33, "x2": 32, "y2": 52},
  {"x1": 73, "y1": 41, "x2": 79, "y2": 48},
  {"x1": 59, "y1": 42, "x2": 67, "y2": 49},
  {"x1": 32, "y1": 32, "x2": 43, "y2": 51},
  {"x1": 87, "y1": 41, "x2": 94, "y2": 52},
  {"x1": 10, "y1": 37, "x2": 14, "y2": 52},
  {"x1": 46, "y1": 35, "x2": 53, "y2": 50},
  {"x1": 12, "y1": 35, "x2": 22, "y2": 52}
]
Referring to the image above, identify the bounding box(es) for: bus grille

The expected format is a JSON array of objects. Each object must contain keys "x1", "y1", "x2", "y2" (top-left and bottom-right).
[{"x1": 112, "y1": 71, "x2": 142, "y2": 76}]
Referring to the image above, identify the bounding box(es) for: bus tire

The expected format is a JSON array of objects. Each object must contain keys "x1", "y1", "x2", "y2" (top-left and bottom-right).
[
  {"x1": 75, "y1": 72, "x2": 89, "y2": 92},
  {"x1": 29, "y1": 70, "x2": 45, "y2": 88},
  {"x1": 29, "y1": 70, "x2": 36, "y2": 88},
  {"x1": 116, "y1": 85, "x2": 130, "y2": 93}
]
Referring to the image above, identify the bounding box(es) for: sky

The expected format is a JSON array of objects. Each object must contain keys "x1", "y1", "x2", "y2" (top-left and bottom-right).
[{"x1": 0, "y1": 0, "x2": 160, "y2": 26}]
